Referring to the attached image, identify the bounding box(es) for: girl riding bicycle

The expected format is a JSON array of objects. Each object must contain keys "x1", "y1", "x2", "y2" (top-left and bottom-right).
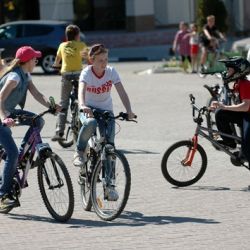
[
  {"x1": 73, "y1": 44, "x2": 135, "y2": 201},
  {"x1": 0, "y1": 46, "x2": 61, "y2": 208},
  {"x1": 210, "y1": 57, "x2": 250, "y2": 164}
]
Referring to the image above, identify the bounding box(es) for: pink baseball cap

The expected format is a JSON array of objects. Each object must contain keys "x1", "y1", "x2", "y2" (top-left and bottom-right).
[{"x1": 15, "y1": 46, "x2": 42, "y2": 63}]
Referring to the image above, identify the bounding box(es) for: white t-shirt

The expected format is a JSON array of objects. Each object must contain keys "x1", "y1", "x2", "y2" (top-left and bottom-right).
[
  {"x1": 6, "y1": 72, "x2": 31, "y2": 84},
  {"x1": 79, "y1": 65, "x2": 121, "y2": 111},
  {"x1": 190, "y1": 33, "x2": 199, "y2": 45}
]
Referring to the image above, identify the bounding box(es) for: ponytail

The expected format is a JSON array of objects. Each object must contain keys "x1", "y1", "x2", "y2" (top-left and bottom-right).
[{"x1": 0, "y1": 59, "x2": 20, "y2": 79}]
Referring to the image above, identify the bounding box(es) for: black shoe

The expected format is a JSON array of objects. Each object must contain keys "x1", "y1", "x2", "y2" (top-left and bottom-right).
[
  {"x1": 200, "y1": 65, "x2": 205, "y2": 73},
  {"x1": 0, "y1": 194, "x2": 19, "y2": 209},
  {"x1": 51, "y1": 132, "x2": 64, "y2": 141},
  {"x1": 216, "y1": 139, "x2": 236, "y2": 149}
]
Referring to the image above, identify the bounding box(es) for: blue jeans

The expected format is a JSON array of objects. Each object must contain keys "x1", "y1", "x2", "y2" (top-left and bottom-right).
[
  {"x1": 76, "y1": 108, "x2": 115, "y2": 152},
  {"x1": 0, "y1": 109, "x2": 44, "y2": 197}
]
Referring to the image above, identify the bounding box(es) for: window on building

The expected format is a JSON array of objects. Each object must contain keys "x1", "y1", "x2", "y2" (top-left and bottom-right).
[{"x1": 73, "y1": 0, "x2": 125, "y2": 31}]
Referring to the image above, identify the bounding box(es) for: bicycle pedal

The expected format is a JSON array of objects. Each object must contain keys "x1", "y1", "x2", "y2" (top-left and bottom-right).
[{"x1": 78, "y1": 180, "x2": 84, "y2": 185}]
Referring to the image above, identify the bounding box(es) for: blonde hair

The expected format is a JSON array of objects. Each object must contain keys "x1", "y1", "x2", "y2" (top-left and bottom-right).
[
  {"x1": 0, "y1": 59, "x2": 20, "y2": 78},
  {"x1": 207, "y1": 15, "x2": 215, "y2": 21}
]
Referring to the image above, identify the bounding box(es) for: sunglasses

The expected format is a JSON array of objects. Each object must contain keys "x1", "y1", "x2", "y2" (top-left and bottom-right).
[{"x1": 89, "y1": 44, "x2": 105, "y2": 57}]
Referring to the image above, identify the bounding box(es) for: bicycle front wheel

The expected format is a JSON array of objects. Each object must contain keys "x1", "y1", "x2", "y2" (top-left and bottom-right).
[
  {"x1": 79, "y1": 155, "x2": 93, "y2": 211},
  {"x1": 37, "y1": 152, "x2": 74, "y2": 222},
  {"x1": 161, "y1": 140, "x2": 207, "y2": 187},
  {"x1": 58, "y1": 121, "x2": 74, "y2": 148},
  {"x1": 91, "y1": 150, "x2": 131, "y2": 221}
]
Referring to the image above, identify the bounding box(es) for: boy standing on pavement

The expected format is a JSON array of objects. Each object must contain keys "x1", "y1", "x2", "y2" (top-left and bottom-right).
[{"x1": 52, "y1": 24, "x2": 87, "y2": 141}]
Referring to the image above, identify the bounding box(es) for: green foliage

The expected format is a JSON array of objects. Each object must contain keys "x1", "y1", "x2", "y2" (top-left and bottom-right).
[
  {"x1": 73, "y1": 0, "x2": 91, "y2": 21},
  {"x1": 163, "y1": 57, "x2": 180, "y2": 68},
  {"x1": 197, "y1": 0, "x2": 228, "y2": 33}
]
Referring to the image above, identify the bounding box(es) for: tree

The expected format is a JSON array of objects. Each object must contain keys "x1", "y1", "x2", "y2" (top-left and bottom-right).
[{"x1": 197, "y1": 0, "x2": 228, "y2": 33}]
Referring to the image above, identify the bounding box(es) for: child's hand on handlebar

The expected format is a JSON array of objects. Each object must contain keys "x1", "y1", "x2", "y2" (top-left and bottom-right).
[
  {"x1": 210, "y1": 101, "x2": 225, "y2": 111},
  {"x1": 127, "y1": 111, "x2": 136, "y2": 120},
  {"x1": 55, "y1": 104, "x2": 62, "y2": 112},
  {"x1": 80, "y1": 105, "x2": 93, "y2": 118},
  {"x1": 2, "y1": 117, "x2": 15, "y2": 127}
]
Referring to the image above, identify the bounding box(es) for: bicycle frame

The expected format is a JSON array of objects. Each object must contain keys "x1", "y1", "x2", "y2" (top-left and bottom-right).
[
  {"x1": 69, "y1": 79, "x2": 78, "y2": 111},
  {"x1": 186, "y1": 96, "x2": 248, "y2": 169},
  {"x1": 7, "y1": 111, "x2": 53, "y2": 190},
  {"x1": 16, "y1": 127, "x2": 42, "y2": 188}
]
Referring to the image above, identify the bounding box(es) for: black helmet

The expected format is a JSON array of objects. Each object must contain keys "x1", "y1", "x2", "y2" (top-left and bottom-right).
[{"x1": 219, "y1": 56, "x2": 250, "y2": 83}]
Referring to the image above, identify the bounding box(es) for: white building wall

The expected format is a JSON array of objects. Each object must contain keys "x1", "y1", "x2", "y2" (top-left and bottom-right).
[
  {"x1": 39, "y1": 0, "x2": 74, "y2": 21},
  {"x1": 126, "y1": 0, "x2": 154, "y2": 16},
  {"x1": 154, "y1": 0, "x2": 167, "y2": 25},
  {"x1": 154, "y1": 0, "x2": 195, "y2": 26}
]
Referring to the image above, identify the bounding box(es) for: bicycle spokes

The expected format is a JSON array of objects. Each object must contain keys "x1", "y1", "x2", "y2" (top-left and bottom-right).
[{"x1": 42, "y1": 157, "x2": 64, "y2": 189}]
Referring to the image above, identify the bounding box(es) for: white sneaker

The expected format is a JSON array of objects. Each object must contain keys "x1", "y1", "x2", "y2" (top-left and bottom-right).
[
  {"x1": 73, "y1": 151, "x2": 85, "y2": 167},
  {"x1": 104, "y1": 186, "x2": 119, "y2": 201}
]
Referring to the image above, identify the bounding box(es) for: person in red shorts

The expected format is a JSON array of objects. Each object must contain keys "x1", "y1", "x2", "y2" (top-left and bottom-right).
[
  {"x1": 210, "y1": 57, "x2": 250, "y2": 164},
  {"x1": 185, "y1": 23, "x2": 199, "y2": 73}
]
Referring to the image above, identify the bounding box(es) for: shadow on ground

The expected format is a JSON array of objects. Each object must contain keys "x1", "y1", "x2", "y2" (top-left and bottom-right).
[
  {"x1": 120, "y1": 149, "x2": 160, "y2": 155},
  {"x1": 172, "y1": 185, "x2": 250, "y2": 192},
  {"x1": 5, "y1": 210, "x2": 220, "y2": 228},
  {"x1": 172, "y1": 186, "x2": 231, "y2": 191}
]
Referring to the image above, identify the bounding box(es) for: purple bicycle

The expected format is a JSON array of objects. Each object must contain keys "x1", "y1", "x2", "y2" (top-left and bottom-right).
[{"x1": 0, "y1": 98, "x2": 74, "y2": 222}]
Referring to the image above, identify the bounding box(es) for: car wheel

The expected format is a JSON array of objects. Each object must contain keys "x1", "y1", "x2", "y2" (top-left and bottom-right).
[{"x1": 41, "y1": 54, "x2": 56, "y2": 74}]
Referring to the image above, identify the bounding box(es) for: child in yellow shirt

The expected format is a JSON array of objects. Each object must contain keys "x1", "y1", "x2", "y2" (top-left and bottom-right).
[{"x1": 52, "y1": 24, "x2": 87, "y2": 141}]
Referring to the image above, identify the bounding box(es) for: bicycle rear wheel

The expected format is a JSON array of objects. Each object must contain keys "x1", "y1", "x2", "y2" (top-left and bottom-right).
[
  {"x1": 0, "y1": 178, "x2": 21, "y2": 214},
  {"x1": 37, "y1": 152, "x2": 74, "y2": 222},
  {"x1": 91, "y1": 150, "x2": 131, "y2": 221},
  {"x1": 58, "y1": 121, "x2": 74, "y2": 148},
  {"x1": 58, "y1": 105, "x2": 79, "y2": 148},
  {"x1": 161, "y1": 140, "x2": 207, "y2": 187}
]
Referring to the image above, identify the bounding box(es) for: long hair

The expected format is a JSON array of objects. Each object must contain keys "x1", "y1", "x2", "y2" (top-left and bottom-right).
[{"x1": 0, "y1": 59, "x2": 20, "y2": 79}]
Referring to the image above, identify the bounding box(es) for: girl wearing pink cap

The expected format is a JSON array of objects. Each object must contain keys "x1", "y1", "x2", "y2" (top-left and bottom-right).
[{"x1": 0, "y1": 46, "x2": 60, "y2": 208}]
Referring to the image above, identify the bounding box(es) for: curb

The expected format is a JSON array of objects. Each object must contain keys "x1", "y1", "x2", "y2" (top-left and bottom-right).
[{"x1": 135, "y1": 66, "x2": 182, "y2": 75}]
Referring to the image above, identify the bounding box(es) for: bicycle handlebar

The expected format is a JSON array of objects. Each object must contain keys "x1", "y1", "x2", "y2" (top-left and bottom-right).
[
  {"x1": 80, "y1": 109, "x2": 137, "y2": 123},
  {"x1": 189, "y1": 94, "x2": 209, "y2": 123},
  {"x1": 6, "y1": 96, "x2": 57, "y2": 126}
]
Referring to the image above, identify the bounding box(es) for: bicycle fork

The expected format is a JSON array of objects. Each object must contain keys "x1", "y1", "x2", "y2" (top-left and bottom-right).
[{"x1": 182, "y1": 135, "x2": 198, "y2": 166}]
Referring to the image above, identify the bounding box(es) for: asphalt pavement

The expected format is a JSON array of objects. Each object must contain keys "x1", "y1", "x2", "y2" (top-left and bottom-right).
[{"x1": 1, "y1": 62, "x2": 250, "y2": 250}]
